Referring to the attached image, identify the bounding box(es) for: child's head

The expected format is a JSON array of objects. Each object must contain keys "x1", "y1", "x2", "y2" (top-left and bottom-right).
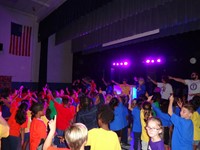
[
  {"x1": 142, "y1": 101, "x2": 152, "y2": 122},
  {"x1": 146, "y1": 117, "x2": 163, "y2": 139},
  {"x1": 65, "y1": 123, "x2": 88, "y2": 150},
  {"x1": 138, "y1": 77, "x2": 145, "y2": 85},
  {"x1": 15, "y1": 100, "x2": 29, "y2": 125},
  {"x1": 97, "y1": 105, "x2": 114, "y2": 127},
  {"x1": 180, "y1": 104, "x2": 194, "y2": 119},
  {"x1": 30, "y1": 102, "x2": 45, "y2": 119},
  {"x1": 109, "y1": 97, "x2": 119, "y2": 110}
]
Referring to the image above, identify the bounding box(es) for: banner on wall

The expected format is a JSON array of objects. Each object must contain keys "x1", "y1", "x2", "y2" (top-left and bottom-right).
[
  {"x1": 0, "y1": 76, "x2": 12, "y2": 90},
  {"x1": 9, "y1": 22, "x2": 32, "y2": 56}
]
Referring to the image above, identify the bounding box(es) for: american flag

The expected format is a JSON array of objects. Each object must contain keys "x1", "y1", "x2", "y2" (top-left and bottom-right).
[{"x1": 9, "y1": 22, "x2": 32, "y2": 56}]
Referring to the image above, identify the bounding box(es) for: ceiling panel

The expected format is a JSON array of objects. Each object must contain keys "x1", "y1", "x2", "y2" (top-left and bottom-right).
[{"x1": 0, "y1": 0, "x2": 67, "y2": 21}]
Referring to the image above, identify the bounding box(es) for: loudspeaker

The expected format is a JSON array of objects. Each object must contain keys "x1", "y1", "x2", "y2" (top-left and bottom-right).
[{"x1": 0, "y1": 43, "x2": 3, "y2": 51}]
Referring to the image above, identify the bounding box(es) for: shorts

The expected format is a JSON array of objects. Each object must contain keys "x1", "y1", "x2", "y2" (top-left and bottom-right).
[{"x1": 193, "y1": 140, "x2": 200, "y2": 146}]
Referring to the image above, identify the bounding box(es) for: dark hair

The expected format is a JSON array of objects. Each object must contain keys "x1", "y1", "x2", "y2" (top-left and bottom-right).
[
  {"x1": 80, "y1": 96, "x2": 93, "y2": 111},
  {"x1": 162, "y1": 75, "x2": 169, "y2": 83},
  {"x1": 98, "y1": 105, "x2": 114, "y2": 124},
  {"x1": 30, "y1": 102, "x2": 44, "y2": 119},
  {"x1": 15, "y1": 101, "x2": 29, "y2": 125},
  {"x1": 109, "y1": 97, "x2": 119, "y2": 110},
  {"x1": 152, "y1": 93, "x2": 161, "y2": 102},
  {"x1": 160, "y1": 100, "x2": 169, "y2": 113},
  {"x1": 62, "y1": 96, "x2": 71, "y2": 105},
  {"x1": 190, "y1": 96, "x2": 200, "y2": 111},
  {"x1": 142, "y1": 101, "x2": 152, "y2": 122}
]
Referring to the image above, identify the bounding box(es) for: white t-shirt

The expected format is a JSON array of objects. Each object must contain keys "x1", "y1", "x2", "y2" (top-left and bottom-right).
[
  {"x1": 157, "y1": 82, "x2": 173, "y2": 100},
  {"x1": 185, "y1": 79, "x2": 200, "y2": 101}
]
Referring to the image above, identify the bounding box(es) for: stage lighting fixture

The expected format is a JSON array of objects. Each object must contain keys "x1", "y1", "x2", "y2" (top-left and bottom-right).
[
  {"x1": 151, "y1": 60, "x2": 155, "y2": 63},
  {"x1": 157, "y1": 59, "x2": 161, "y2": 63},
  {"x1": 120, "y1": 62, "x2": 123, "y2": 65},
  {"x1": 116, "y1": 63, "x2": 119, "y2": 66},
  {"x1": 113, "y1": 63, "x2": 116, "y2": 66},
  {"x1": 146, "y1": 60, "x2": 150, "y2": 63},
  {"x1": 124, "y1": 62, "x2": 128, "y2": 65}
]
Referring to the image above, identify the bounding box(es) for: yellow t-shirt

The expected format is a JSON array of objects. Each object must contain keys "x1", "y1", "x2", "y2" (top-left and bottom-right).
[
  {"x1": 25, "y1": 110, "x2": 32, "y2": 133},
  {"x1": 119, "y1": 84, "x2": 130, "y2": 96},
  {"x1": 0, "y1": 123, "x2": 9, "y2": 138},
  {"x1": 191, "y1": 111, "x2": 200, "y2": 140},
  {"x1": 86, "y1": 128, "x2": 121, "y2": 150},
  {"x1": 140, "y1": 109, "x2": 149, "y2": 142}
]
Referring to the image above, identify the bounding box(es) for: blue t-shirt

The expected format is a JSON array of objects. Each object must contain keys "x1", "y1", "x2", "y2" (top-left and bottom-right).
[
  {"x1": 148, "y1": 139, "x2": 165, "y2": 150},
  {"x1": 152, "y1": 103, "x2": 172, "y2": 127},
  {"x1": 76, "y1": 106, "x2": 98, "y2": 130},
  {"x1": 136, "y1": 84, "x2": 146, "y2": 98},
  {"x1": 197, "y1": 107, "x2": 200, "y2": 114},
  {"x1": 110, "y1": 102, "x2": 128, "y2": 131},
  {"x1": 171, "y1": 114, "x2": 193, "y2": 150},
  {"x1": 131, "y1": 106, "x2": 142, "y2": 132}
]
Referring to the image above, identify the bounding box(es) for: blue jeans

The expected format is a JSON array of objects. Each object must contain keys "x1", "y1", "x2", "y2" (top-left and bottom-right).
[
  {"x1": 133, "y1": 132, "x2": 141, "y2": 150},
  {"x1": 121, "y1": 126, "x2": 128, "y2": 144},
  {"x1": 1, "y1": 135, "x2": 20, "y2": 150},
  {"x1": 54, "y1": 129, "x2": 67, "y2": 148}
]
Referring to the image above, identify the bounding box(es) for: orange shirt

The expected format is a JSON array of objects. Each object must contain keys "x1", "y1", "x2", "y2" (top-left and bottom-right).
[
  {"x1": 47, "y1": 146, "x2": 69, "y2": 150},
  {"x1": 8, "y1": 101, "x2": 28, "y2": 137},
  {"x1": 30, "y1": 118, "x2": 47, "y2": 150}
]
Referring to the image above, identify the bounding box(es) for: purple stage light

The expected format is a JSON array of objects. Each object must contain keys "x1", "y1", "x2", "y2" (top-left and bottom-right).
[
  {"x1": 116, "y1": 63, "x2": 119, "y2": 66},
  {"x1": 124, "y1": 62, "x2": 128, "y2": 65},
  {"x1": 113, "y1": 63, "x2": 116, "y2": 66},
  {"x1": 157, "y1": 59, "x2": 161, "y2": 63},
  {"x1": 151, "y1": 60, "x2": 155, "y2": 63},
  {"x1": 120, "y1": 62, "x2": 123, "y2": 65},
  {"x1": 146, "y1": 59, "x2": 150, "y2": 63}
]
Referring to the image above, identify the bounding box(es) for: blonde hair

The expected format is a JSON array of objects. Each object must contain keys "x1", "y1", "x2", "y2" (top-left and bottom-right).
[{"x1": 65, "y1": 123, "x2": 88, "y2": 150}]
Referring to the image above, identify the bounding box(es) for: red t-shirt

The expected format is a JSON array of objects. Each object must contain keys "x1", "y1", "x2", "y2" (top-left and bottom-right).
[
  {"x1": 54, "y1": 102, "x2": 76, "y2": 130},
  {"x1": 30, "y1": 118, "x2": 47, "y2": 150},
  {"x1": 8, "y1": 101, "x2": 28, "y2": 137}
]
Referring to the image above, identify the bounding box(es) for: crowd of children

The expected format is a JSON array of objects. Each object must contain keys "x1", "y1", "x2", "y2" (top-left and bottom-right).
[{"x1": 0, "y1": 72, "x2": 200, "y2": 150}]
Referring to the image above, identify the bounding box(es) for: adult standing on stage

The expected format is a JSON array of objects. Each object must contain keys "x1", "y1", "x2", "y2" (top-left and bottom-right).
[
  {"x1": 169, "y1": 72, "x2": 200, "y2": 101},
  {"x1": 148, "y1": 75, "x2": 173, "y2": 101}
]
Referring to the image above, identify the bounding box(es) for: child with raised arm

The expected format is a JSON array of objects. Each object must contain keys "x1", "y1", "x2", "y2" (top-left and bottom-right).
[
  {"x1": 146, "y1": 117, "x2": 164, "y2": 150},
  {"x1": 168, "y1": 95, "x2": 194, "y2": 150},
  {"x1": 43, "y1": 116, "x2": 88, "y2": 150}
]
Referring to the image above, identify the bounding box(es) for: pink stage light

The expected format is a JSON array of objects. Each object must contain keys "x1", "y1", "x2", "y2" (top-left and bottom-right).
[
  {"x1": 120, "y1": 62, "x2": 123, "y2": 65},
  {"x1": 124, "y1": 62, "x2": 128, "y2": 65},
  {"x1": 146, "y1": 59, "x2": 150, "y2": 63},
  {"x1": 116, "y1": 63, "x2": 119, "y2": 66},
  {"x1": 151, "y1": 60, "x2": 155, "y2": 63},
  {"x1": 113, "y1": 63, "x2": 116, "y2": 66},
  {"x1": 157, "y1": 59, "x2": 161, "y2": 63}
]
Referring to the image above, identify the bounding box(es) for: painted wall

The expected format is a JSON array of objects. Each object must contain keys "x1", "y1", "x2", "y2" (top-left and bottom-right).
[
  {"x1": 0, "y1": 5, "x2": 40, "y2": 82},
  {"x1": 47, "y1": 34, "x2": 73, "y2": 83}
]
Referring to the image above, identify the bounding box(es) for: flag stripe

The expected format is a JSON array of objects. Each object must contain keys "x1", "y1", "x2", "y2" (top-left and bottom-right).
[{"x1": 9, "y1": 22, "x2": 32, "y2": 56}]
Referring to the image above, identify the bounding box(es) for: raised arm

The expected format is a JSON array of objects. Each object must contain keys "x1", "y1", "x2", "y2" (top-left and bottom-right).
[
  {"x1": 111, "y1": 80, "x2": 120, "y2": 85},
  {"x1": 147, "y1": 76, "x2": 158, "y2": 85},
  {"x1": 102, "y1": 78, "x2": 108, "y2": 86},
  {"x1": 168, "y1": 95, "x2": 174, "y2": 116},
  {"x1": 43, "y1": 116, "x2": 57, "y2": 150},
  {"x1": 168, "y1": 76, "x2": 186, "y2": 84}
]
